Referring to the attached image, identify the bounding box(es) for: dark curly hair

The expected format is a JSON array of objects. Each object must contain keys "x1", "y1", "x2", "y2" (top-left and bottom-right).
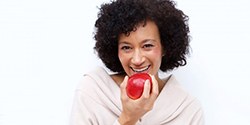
[{"x1": 94, "y1": 0, "x2": 190, "y2": 73}]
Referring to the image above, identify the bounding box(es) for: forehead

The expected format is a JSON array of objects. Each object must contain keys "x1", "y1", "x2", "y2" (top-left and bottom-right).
[{"x1": 118, "y1": 20, "x2": 160, "y2": 42}]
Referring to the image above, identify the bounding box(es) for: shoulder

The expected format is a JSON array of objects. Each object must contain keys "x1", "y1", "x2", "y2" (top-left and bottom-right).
[
  {"x1": 76, "y1": 66, "x2": 111, "y2": 91},
  {"x1": 163, "y1": 75, "x2": 203, "y2": 112},
  {"x1": 163, "y1": 75, "x2": 189, "y2": 97},
  {"x1": 168, "y1": 75, "x2": 204, "y2": 118}
]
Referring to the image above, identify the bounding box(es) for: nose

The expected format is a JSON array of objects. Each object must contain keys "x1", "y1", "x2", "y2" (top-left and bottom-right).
[{"x1": 131, "y1": 49, "x2": 144, "y2": 66}]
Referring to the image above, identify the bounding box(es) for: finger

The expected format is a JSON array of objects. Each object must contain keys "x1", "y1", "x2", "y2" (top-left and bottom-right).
[
  {"x1": 141, "y1": 79, "x2": 151, "y2": 99},
  {"x1": 150, "y1": 75, "x2": 159, "y2": 99}
]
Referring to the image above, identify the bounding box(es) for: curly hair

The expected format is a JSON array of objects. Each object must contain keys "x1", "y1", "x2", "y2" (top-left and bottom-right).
[{"x1": 94, "y1": 0, "x2": 190, "y2": 73}]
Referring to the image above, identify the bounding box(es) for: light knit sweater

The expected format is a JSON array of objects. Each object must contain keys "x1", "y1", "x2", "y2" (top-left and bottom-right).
[{"x1": 70, "y1": 67, "x2": 204, "y2": 125}]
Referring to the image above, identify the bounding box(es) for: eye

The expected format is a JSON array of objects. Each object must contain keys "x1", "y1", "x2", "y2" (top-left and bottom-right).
[
  {"x1": 143, "y1": 44, "x2": 154, "y2": 48},
  {"x1": 120, "y1": 45, "x2": 132, "y2": 52},
  {"x1": 121, "y1": 46, "x2": 131, "y2": 50}
]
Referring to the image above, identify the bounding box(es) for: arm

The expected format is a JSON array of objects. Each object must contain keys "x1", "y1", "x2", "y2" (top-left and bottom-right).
[
  {"x1": 191, "y1": 107, "x2": 205, "y2": 125},
  {"x1": 70, "y1": 75, "x2": 126, "y2": 125},
  {"x1": 70, "y1": 90, "x2": 96, "y2": 125}
]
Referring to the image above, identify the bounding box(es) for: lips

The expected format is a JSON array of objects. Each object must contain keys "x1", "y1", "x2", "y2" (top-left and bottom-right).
[{"x1": 130, "y1": 65, "x2": 150, "y2": 73}]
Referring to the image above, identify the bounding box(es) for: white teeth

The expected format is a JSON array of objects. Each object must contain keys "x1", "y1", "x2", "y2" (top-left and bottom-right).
[{"x1": 132, "y1": 66, "x2": 149, "y2": 72}]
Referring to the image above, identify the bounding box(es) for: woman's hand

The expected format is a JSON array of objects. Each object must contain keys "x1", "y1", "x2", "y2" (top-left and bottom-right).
[{"x1": 118, "y1": 75, "x2": 159, "y2": 125}]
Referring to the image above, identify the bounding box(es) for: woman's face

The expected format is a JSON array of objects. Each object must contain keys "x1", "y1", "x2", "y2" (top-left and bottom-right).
[{"x1": 118, "y1": 20, "x2": 163, "y2": 77}]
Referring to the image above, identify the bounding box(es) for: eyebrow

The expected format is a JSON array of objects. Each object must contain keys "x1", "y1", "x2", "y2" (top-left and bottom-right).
[
  {"x1": 118, "y1": 39, "x2": 156, "y2": 44},
  {"x1": 142, "y1": 39, "x2": 157, "y2": 43},
  {"x1": 118, "y1": 42, "x2": 130, "y2": 47}
]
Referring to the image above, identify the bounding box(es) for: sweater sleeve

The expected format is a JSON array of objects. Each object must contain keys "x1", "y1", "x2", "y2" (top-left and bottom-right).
[
  {"x1": 113, "y1": 119, "x2": 121, "y2": 125},
  {"x1": 191, "y1": 107, "x2": 205, "y2": 125},
  {"x1": 188, "y1": 98, "x2": 205, "y2": 125},
  {"x1": 70, "y1": 90, "x2": 97, "y2": 125},
  {"x1": 70, "y1": 75, "x2": 122, "y2": 125}
]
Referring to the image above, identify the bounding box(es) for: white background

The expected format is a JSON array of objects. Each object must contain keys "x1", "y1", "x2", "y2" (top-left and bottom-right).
[{"x1": 0, "y1": 0, "x2": 250, "y2": 125}]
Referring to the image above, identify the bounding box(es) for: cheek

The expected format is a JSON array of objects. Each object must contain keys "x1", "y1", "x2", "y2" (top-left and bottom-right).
[
  {"x1": 118, "y1": 52, "x2": 127, "y2": 66},
  {"x1": 118, "y1": 52, "x2": 123, "y2": 63},
  {"x1": 150, "y1": 49, "x2": 163, "y2": 59},
  {"x1": 150, "y1": 49, "x2": 163, "y2": 68}
]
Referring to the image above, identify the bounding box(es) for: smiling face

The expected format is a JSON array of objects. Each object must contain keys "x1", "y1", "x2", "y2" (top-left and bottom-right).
[{"x1": 118, "y1": 20, "x2": 163, "y2": 77}]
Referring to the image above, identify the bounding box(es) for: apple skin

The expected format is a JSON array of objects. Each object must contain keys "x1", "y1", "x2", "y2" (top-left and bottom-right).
[{"x1": 126, "y1": 73, "x2": 152, "y2": 100}]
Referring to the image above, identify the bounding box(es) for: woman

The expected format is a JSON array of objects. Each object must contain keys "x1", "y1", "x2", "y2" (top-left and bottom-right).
[{"x1": 70, "y1": 0, "x2": 204, "y2": 124}]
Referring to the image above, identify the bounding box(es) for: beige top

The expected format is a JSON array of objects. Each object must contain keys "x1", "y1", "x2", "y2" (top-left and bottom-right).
[{"x1": 70, "y1": 67, "x2": 204, "y2": 125}]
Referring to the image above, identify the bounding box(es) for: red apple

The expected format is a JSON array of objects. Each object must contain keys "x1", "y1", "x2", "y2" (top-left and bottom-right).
[{"x1": 126, "y1": 73, "x2": 152, "y2": 100}]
